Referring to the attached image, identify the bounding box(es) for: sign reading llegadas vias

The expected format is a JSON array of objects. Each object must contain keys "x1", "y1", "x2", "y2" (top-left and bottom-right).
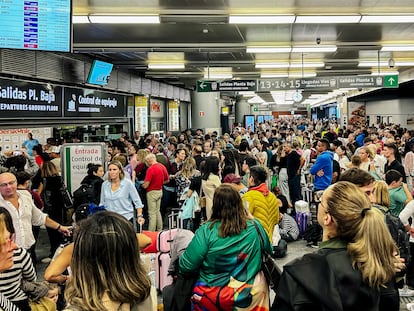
[
  {"x1": 63, "y1": 87, "x2": 127, "y2": 118},
  {"x1": 0, "y1": 78, "x2": 62, "y2": 118}
]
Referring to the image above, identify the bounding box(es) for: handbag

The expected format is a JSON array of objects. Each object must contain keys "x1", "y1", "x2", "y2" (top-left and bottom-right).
[
  {"x1": 252, "y1": 221, "x2": 282, "y2": 290},
  {"x1": 59, "y1": 178, "x2": 73, "y2": 211}
]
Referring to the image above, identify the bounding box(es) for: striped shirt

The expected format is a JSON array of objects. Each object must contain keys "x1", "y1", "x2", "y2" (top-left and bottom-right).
[
  {"x1": 0, "y1": 248, "x2": 36, "y2": 303},
  {"x1": 279, "y1": 213, "x2": 300, "y2": 241},
  {"x1": 0, "y1": 293, "x2": 20, "y2": 311}
]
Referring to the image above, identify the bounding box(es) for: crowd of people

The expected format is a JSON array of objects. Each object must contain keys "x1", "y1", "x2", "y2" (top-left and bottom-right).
[{"x1": 0, "y1": 118, "x2": 413, "y2": 310}]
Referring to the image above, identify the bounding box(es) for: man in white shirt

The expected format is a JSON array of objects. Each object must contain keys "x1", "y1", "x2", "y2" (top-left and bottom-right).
[{"x1": 0, "y1": 172, "x2": 71, "y2": 263}]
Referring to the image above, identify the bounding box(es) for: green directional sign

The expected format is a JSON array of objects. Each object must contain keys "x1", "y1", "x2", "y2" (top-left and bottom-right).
[
  {"x1": 253, "y1": 105, "x2": 259, "y2": 112},
  {"x1": 196, "y1": 80, "x2": 219, "y2": 92},
  {"x1": 383, "y1": 75, "x2": 398, "y2": 88}
]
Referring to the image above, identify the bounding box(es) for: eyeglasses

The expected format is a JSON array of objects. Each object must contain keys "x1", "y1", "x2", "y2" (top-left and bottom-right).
[
  {"x1": 3, "y1": 233, "x2": 16, "y2": 251},
  {"x1": 0, "y1": 180, "x2": 17, "y2": 188}
]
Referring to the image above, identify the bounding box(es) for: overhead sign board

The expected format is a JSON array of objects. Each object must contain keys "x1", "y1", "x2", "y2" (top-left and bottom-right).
[
  {"x1": 258, "y1": 75, "x2": 398, "y2": 91},
  {"x1": 197, "y1": 80, "x2": 257, "y2": 92}
]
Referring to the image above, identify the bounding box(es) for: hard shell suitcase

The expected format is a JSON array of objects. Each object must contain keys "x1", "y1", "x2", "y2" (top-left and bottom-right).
[
  {"x1": 156, "y1": 252, "x2": 173, "y2": 292},
  {"x1": 295, "y1": 211, "x2": 311, "y2": 236},
  {"x1": 157, "y1": 229, "x2": 178, "y2": 253}
]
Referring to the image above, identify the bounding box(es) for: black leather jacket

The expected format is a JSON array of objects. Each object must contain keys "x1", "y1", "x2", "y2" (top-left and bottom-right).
[{"x1": 272, "y1": 238, "x2": 397, "y2": 311}]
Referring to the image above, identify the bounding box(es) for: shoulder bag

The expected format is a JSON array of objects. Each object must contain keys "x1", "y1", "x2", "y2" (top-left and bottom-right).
[
  {"x1": 59, "y1": 177, "x2": 74, "y2": 211},
  {"x1": 252, "y1": 221, "x2": 282, "y2": 290}
]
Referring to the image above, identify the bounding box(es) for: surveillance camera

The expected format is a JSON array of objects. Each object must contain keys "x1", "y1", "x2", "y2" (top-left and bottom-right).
[
  {"x1": 388, "y1": 58, "x2": 395, "y2": 68},
  {"x1": 316, "y1": 37, "x2": 321, "y2": 45}
]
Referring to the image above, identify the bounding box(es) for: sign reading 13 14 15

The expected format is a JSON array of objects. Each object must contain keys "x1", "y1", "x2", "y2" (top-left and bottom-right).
[{"x1": 259, "y1": 79, "x2": 301, "y2": 90}]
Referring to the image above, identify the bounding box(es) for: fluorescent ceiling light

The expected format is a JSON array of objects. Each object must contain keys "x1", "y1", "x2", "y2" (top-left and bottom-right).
[
  {"x1": 381, "y1": 45, "x2": 414, "y2": 52},
  {"x1": 260, "y1": 73, "x2": 288, "y2": 78},
  {"x1": 370, "y1": 71, "x2": 399, "y2": 76},
  {"x1": 72, "y1": 15, "x2": 90, "y2": 24},
  {"x1": 238, "y1": 91, "x2": 256, "y2": 97},
  {"x1": 255, "y1": 63, "x2": 289, "y2": 69},
  {"x1": 247, "y1": 46, "x2": 292, "y2": 53},
  {"x1": 203, "y1": 73, "x2": 233, "y2": 79},
  {"x1": 290, "y1": 62, "x2": 324, "y2": 68},
  {"x1": 229, "y1": 15, "x2": 295, "y2": 24},
  {"x1": 148, "y1": 63, "x2": 185, "y2": 69},
  {"x1": 88, "y1": 15, "x2": 160, "y2": 24},
  {"x1": 359, "y1": 60, "x2": 414, "y2": 67},
  {"x1": 295, "y1": 15, "x2": 361, "y2": 23},
  {"x1": 292, "y1": 46, "x2": 337, "y2": 53},
  {"x1": 288, "y1": 73, "x2": 317, "y2": 78},
  {"x1": 360, "y1": 15, "x2": 414, "y2": 23}
]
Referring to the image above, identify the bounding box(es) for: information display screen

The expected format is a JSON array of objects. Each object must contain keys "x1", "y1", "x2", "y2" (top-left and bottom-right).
[
  {"x1": 0, "y1": 0, "x2": 72, "y2": 52},
  {"x1": 86, "y1": 60, "x2": 113, "y2": 86}
]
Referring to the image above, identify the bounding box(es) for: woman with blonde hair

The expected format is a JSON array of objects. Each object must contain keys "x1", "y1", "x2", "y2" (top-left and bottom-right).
[
  {"x1": 373, "y1": 180, "x2": 391, "y2": 209},
  {"x1": 273, "y1": 181, "x2": 399, "y2": 310},
  {"x1": 64, "y1": 211, "x2": 152, "y2": 311},
  {"x1": 100, "y1": 160, "x2": 144, "y2": 225},
  {"x1": 359, "y1": 146, "x2": 375, "y2": 172}
]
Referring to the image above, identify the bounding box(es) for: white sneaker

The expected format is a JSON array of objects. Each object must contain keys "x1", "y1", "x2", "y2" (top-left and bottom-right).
[
  {"x1": 40, "y1": 257, "x2": 52, "y2": 264},
  {"x1": 406, "y1": 301, "x2": 414, "y2": 310},
  {"x1": 399, "y1": 287, "x2": 414, "y2": 297}
]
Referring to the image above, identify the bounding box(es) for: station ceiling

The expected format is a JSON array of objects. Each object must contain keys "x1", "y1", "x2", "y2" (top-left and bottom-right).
[{"x1": 72, "y1": 0, "x2": 414, "y2": 105}]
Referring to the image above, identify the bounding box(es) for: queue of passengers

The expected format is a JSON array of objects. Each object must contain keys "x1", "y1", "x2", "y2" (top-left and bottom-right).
[{"x1": 0, "y1": 117, "x2": 413, "y2": 310}]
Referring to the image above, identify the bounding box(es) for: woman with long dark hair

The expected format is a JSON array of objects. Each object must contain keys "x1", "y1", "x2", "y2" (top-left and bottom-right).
[{"x1": 179, "y1": 184, "x2": 271, "y2": 310}]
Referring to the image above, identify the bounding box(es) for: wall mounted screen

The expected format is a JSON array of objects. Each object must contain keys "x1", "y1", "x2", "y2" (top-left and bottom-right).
[
  {"x1": 0, "y1": 0, "x2": 72, "y2": 52},
  {"x1": 86, "y1": 60, "x2": 114, "y2": 86}
]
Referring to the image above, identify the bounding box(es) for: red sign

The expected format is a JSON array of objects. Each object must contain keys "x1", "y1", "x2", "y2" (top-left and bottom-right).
[{"x1": 199, "y1": 111, "x2": 205, "y2": 117}]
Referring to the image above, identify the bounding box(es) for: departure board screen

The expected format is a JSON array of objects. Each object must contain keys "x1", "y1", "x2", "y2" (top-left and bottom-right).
[{"x1": 0, "y1": 0, "x2": 72, "y2": 52}]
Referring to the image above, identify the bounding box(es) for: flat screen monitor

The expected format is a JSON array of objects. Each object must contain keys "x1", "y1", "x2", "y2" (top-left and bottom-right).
[
  {"x1": 244, "y1": 115, "x2": 255, "y2": 133},
  {"x1": 257, "y1": 115, "x2": 264, "y2": 123},
  {"x1": 86, "y1": 60, "x2": 113, "y2": 86},
  {"x1": 0, "y1": 0, "x2": 72, "y2": 52}
]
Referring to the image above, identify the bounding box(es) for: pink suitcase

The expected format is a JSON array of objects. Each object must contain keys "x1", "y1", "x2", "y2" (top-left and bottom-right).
[
  {"x1": 156, "y1": 252, "x2": 173, "y2": 291},
  {"x1": 157, "y1": 229, "x2": 178, "y2": 253}
]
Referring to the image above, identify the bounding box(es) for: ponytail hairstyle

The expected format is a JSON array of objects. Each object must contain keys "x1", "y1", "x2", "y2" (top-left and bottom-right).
[{"x1": 323, "y1": 181, "x2": 397, "y2": 288}]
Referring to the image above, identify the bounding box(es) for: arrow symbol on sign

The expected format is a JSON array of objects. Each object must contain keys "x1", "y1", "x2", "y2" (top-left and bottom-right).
[
  {"x1": 199, "y1": 82, "x2": 206, "y2": 89},
  {"x1": 388, "y1": 77, "x2": 395, "y2": 85}
]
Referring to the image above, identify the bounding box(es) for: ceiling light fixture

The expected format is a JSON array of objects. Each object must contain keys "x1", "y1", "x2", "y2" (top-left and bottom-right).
[
  {"x1": 381, "y1": 45, "x2": 414, "y2": 52},
  {"x1": 255, "y1": 63, "x2": 290, "y2": 69},
  {"x1": 360, "y1": 15, "x2": 414, "y2": 23},
  {"x1": 292, "y1": 46, "x2": 337, "y2": 53},
  {"x1": 147, "y1": 63, "x2": 185, "y2": 69},
  {"x1": 359, "y1": 60, "x2": 414, "y2": 67},
  {"x1": 246, "y1": 46, "x2": 292, "y2": 53},
  {"x1": 229, "y1": 15, "x2": 295, "y2": 24},
  {"x1": 88, "y1": 15, "x2": 160, "y2": 24},
  {"x1": 72, "y1": 15, "x2": 90, "y2": 23},
  {"x1": 295, "y1": 15, "x2": 361, "y2": 23},
  {"x1": 260, "y1": 73, "x2": 289, "y2": 78}
]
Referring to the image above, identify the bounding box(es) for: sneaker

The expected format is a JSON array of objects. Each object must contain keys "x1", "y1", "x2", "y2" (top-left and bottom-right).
[
  {"x1": 40, "y1": 257, "x2": 52, "y2": 264},
  {"x1": 399, "y1": 287, "x2": 414, "y2": 297}
]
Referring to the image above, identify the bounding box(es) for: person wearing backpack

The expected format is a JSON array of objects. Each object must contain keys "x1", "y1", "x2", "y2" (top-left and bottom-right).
[{"x1": 72, "y1": 163, "x2": 104, "y2": 210}]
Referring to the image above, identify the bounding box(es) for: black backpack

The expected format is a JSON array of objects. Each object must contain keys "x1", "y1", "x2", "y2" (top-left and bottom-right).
[
  {"x1": 374, "y1": 204, "x2": 411, "y2": 269},
  {"x1": 72, "y1": 180, "x2": 99, "y2": 209}
]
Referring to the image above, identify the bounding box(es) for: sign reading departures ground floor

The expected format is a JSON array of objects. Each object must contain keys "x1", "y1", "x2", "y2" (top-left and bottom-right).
[{"x1": 197, "y1": 75, "x2": 398, "y2": 92}]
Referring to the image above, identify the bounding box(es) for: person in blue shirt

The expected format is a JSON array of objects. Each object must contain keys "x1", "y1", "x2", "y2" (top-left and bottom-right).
[
  {"x1": 100, "y1": 160, "x2": 144, "y2": 225},
  {"x1": 22, "y1": 133, "x2": 39, "y2": 157},
  {"x1": 309, "y1": 139, "x2": 334, "y2": 191}
]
